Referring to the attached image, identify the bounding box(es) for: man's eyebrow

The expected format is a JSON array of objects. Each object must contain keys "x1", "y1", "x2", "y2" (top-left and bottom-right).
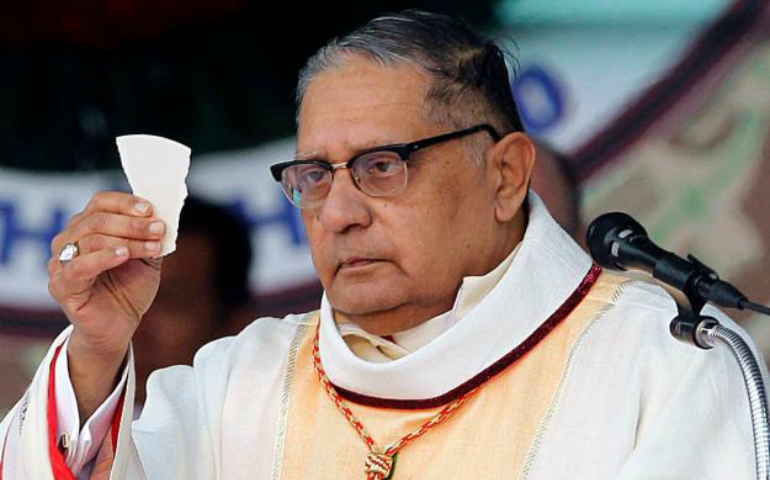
[
  {"x1": 294, "y1": 135, "x2": 401, "y2": 161},
  {"x1": 294, "y1": 149, "x2": 321, "y2": 161}
]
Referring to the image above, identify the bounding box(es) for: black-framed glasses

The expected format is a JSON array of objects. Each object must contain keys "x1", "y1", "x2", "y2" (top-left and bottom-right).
[{"x1": 270, "y1": 123, "x2": 500, "y2": 209}]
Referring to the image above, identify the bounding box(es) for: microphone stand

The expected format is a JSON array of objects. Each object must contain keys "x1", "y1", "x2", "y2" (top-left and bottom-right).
[
  {"x1": 668, "y1": 278, "x2": 770, "y2": 480},
  {"x1": 586, "y1": 211, "x2": 770, "y2": 476}
]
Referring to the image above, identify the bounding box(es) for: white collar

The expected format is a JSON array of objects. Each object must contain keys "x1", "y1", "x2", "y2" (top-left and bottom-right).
[
  {"x1": 335, "y1": 243, "x2": 520, "y2": 357},
  {"x1": 318, "y1": 192, "x2": 593, "y2": 400}
]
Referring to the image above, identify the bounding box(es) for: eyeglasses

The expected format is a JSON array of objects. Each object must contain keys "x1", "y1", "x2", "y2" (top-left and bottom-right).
[{"x1": 270, "y1": 123, "x2": 500, "y2": 209}]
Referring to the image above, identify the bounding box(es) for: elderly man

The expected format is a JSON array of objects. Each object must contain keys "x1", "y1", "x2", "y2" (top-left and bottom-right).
[{"x1": 0, "y1": 10, "x2": 762, "y2": 480}]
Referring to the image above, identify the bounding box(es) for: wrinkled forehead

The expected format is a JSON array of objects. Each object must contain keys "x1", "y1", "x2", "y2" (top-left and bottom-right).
[{"x1": 295, "y1": 60, "x2": 438, "y2": 159}]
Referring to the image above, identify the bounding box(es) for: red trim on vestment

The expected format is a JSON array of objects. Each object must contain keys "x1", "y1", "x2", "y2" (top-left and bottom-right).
[
  {"x1": 110, "y1": 391, "x2": 125, "y2": 455},
  {"x1": 47, "y1": 345, "x2": 127, "y2": 477},
  {"x1": 333, "y1": 263, "x2": 603, "y2": 410},
  {"x1": 48, "y1": 345, "x2": 77, "y2": 480}
]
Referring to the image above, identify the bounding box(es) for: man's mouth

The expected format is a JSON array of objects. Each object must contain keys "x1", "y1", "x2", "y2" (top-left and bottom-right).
[{"x1": 338, "y1": 257, "x2": 381, "y2": 271}]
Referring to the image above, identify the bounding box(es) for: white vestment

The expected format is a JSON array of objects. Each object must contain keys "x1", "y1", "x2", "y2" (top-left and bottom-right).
[{"x1": 1, "y1": 194, "x2": 766, "y2": 479}]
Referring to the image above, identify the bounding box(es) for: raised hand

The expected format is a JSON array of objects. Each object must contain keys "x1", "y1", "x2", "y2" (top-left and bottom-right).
[{"x1": 48, "y1": 191, "x2": 166, "y2": 420}]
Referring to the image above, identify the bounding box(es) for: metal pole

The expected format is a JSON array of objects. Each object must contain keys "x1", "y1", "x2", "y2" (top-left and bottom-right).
[{"x1": 696, "y1": 319, "x2": 770, "y2": 480}]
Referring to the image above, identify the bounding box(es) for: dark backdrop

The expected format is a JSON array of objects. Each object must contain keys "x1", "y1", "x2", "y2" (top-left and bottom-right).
[{"x1": 0, "y1": 1, "x2": 495, "y2": 172}]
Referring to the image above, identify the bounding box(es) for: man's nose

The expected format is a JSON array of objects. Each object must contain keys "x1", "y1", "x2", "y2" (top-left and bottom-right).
[{"x1": 317, "y1": 170, "x2": 372, "y2": 233}]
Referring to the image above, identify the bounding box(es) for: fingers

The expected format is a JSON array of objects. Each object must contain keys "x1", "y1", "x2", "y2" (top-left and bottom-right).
[
  {"x1": 60, "y1": 192, "x2": 151, "y2": 235},
  {"x1": 76, "y1": 233, "x2": 162, "y2": 258},
  {"x1": 64, "y1": 247, "x2": 130, "y2": 283},
  {"x1": 52, "y1": 191, "x2": 155, "y2": 254},
  {"x1": 85, "y1": 191, "x2": 154, "y2": 217},
  {"x1": 52, "y1": 212, "x2": 165, "y2": 258},
  {"x1": 49, "y1": 247, "x2": 131, "y2": 299},
  {"x1": 61, "y1": 191, "x2": 142, "y2": 230},
  {"x1": 46, "y1": 191, "x2": 166, "y2": 333},
  {"x1": 49, "y1": 190, "x2": 164, "y2": 277},
  {"x1": 67, "y1": 212, "x2": 164, "y2": 244}
]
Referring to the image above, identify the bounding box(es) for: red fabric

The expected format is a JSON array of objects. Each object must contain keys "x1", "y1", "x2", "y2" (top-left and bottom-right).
[
  {"x1": 110, "y1": 391, "x2": 125, "y2": 456},
  {"x1": 47, "y1": 344, "x2": 127, "y2": 478},
  {"x1": 47, "y1": 345, "x2": 77, "y2": 480}
]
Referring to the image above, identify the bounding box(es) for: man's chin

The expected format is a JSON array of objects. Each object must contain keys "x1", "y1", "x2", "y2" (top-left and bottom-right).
[{"x1": 327, "y1": 286, "x2": 403, "y2": 318}]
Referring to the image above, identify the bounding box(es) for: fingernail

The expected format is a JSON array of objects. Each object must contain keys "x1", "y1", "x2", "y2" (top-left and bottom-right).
[
  {"x1": 115, "y1": 246, "x2": 129, "y2": 257},
  {"x1": 145, "y1": 241, "x2": 160, "y2": 251},
  {"x1": 134, "y1": 201, "x2": 150, "y2": 214},
  {"x1": 149, "y1": 222, "x2": 164, "y2": 234}
]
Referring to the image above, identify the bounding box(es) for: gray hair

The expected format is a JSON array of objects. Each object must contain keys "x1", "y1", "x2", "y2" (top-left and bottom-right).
[{"x1": 296, "y1": 9, "x2": 525, "y2": 147}]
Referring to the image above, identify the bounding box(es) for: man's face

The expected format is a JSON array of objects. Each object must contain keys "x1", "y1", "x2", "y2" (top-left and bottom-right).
[{"x1": 297, "y1": 60, "x2": 505, "y2": 334}]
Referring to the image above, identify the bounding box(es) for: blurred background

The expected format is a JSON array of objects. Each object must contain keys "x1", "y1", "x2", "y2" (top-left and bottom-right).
[{"x1": 1, "y1": 0, "x2": 769, "y2": 416}]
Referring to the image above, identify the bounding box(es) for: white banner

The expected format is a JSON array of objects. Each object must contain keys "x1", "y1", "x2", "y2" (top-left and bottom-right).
[{"x1": 0, "y1": 137, "x2": 312, "y2": 316}]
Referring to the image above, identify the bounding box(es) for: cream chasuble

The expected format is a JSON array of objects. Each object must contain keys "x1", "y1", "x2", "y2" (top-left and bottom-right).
[
  {"x1": 280, "y1": 269, "x2": 623, "y2": 479},
  {"x1": 0, "y1": 193, "x2": 765, "y2": 480}
]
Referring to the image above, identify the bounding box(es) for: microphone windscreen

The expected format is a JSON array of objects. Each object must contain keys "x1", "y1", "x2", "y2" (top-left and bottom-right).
[{"x1": 585, "y1": 212, "x2": 646, "y2": 270}]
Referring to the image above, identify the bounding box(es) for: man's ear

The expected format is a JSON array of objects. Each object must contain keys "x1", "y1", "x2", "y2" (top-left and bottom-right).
[{"x1": 488, "y1": 132, "x2": 536, "y2": 222}]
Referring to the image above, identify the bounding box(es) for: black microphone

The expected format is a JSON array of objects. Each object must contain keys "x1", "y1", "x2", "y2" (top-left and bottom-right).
[{"x1": 586, "y1": 212, "x2": 748, "y2": 310}]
